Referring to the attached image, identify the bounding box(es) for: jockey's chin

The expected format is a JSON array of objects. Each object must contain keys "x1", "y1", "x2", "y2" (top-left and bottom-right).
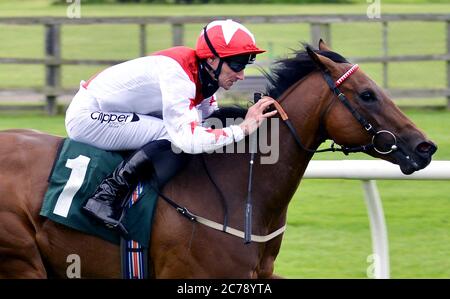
[{"x1": 221, "y1": 80, "x2": 235, "y2": 90}]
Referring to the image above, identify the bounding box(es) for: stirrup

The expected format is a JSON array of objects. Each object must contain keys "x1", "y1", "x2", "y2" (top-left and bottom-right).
[
  {"x1": 82, "y1": 203, "x2": 130, "y2": 239},
  {"x1": 103, "y1": 213, "x2": 129, "y2": 239},
  {"x1": 104, "y1": 210, "x2": 129, "y2": 239}
]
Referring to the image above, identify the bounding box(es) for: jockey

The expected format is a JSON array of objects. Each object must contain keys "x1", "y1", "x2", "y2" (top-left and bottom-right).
[{"x1": 65, "y1": 19, "x2": 277, "y2": 234}]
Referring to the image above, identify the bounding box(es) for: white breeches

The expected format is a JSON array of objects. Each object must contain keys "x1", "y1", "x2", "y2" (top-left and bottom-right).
[{"x1": 65, "y1": 88, "x2": 170, "y2": 151}]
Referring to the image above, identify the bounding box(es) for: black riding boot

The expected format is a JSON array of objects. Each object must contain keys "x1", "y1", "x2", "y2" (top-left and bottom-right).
[
  {"x1": 82, "y1": 147, "x2": 153, "y2": 235},
  {"x1": 82, "y1": 139, "x2": 188, "y2": 236}
]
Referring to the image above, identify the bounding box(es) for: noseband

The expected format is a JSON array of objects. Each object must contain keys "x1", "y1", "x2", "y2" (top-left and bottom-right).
[{"x1": 272, "y1": 63, "x2": 399, "y2": 155}]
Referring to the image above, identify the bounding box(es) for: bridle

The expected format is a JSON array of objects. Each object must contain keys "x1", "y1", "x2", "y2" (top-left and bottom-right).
[
  {"x1": 271, "y1": 63, "x2": 399, "y2": 156},
  {"x1": 241, "y1": 61, "x2": 401, "y2": 243}
]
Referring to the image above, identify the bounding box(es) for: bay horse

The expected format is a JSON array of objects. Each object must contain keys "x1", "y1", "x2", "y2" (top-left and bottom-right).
[{"x1": 0, "y1": 41, "x2": 436, "y2": 278}]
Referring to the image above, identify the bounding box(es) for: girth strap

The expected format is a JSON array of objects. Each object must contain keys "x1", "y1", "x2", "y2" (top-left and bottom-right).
[{"x1": 157, "y1": 190, "x2": 286, "y2": 243}]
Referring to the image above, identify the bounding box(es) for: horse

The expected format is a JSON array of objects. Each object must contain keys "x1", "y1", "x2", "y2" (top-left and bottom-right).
[{"x1": 0, "y1": 41, "x2": 436, "y2": 278}]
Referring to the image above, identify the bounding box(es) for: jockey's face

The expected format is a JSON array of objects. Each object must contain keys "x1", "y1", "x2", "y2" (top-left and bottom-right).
[{"x1": 206, "y1": 57, "x2": 245, "y2": 90}]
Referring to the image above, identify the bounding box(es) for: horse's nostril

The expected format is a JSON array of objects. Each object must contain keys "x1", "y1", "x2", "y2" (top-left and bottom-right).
[{"x1": 416, "y1": 141, "x2": 437, "y2": 155}]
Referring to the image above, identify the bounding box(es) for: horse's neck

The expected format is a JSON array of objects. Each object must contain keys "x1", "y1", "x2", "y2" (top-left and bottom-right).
[
  {"x1": 252, "y1": 87, "x2": 326, "y2": 227},
  {"x1": 216, "y1": 76, "x2": 327, "y2": 233}
]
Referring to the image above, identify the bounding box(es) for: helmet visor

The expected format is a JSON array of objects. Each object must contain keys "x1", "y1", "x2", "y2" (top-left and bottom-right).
[{"x1": 224, "y1": 54, "x2": 256, "y2": 73}]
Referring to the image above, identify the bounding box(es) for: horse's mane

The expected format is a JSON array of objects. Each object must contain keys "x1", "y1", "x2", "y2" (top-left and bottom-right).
[
  {"x1": 209, "y1": 44, "x2": 348, "y2": 122},
  {"x1": 208, "y1": 106, "x2": 247, "y2": 125},
  {"x1": 264, "y1": 44, "x2": 348, "y2": 99}
]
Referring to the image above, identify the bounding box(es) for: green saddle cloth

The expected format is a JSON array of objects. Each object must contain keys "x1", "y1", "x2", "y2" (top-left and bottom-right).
[{"x1": 40, "y1": 138, "x2": 158, "y2": 247}]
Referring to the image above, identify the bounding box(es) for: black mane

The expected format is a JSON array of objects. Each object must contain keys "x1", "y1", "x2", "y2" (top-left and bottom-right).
[
  {"x1": 208, "y1": 106, "x2": 247, "y2": 126},
  {"x1": 264, "y1": 45, "x2": 348, "y2": 99},
  {"x1": 208, "y1": 45, "x2": 349, "y2": 124}
]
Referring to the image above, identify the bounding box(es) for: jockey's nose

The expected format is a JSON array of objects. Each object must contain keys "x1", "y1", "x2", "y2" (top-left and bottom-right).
[{"x1": 236, "y1": 70, "x2": 245, "y2": 80}]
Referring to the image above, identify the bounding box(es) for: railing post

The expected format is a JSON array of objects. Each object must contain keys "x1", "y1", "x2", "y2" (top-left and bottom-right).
[
  {"x1": 139, "y1": 24, "x2": 147, "y2": 57},
  {"x1": 310, "y1": 23, "x2": 331, "y2": 47},
  {"x1": 172, "y1": 23, "x2": 184, "y2": 47},
  {"x1": 382, "y1": 22, "x2": 389, "y2": 89},
  {"x1": 446, "y1": 21, "x2": 450, "y2": 110},
  {"x1": 361, "y1": 180, "x2": 390, "y2": 279},
  {"x1": 45, "y1": 23, "x2": 61, "y2": 115}
]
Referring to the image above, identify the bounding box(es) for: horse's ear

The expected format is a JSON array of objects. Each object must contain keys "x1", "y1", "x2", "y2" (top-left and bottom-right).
[
  {"x1": 306, "y1": 45, "x2": 339, "y2": 74},
  {"x1": 306, "y1": 45, "x2": 327, "y2": 72},
  {"x1": 318, "y1": 39, "x2": 332, "y2": 52}
]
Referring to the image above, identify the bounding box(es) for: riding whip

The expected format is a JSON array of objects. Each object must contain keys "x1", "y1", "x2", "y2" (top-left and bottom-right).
[{"x1": 244, "y1": 92, "x2": 261, "y2": 244}]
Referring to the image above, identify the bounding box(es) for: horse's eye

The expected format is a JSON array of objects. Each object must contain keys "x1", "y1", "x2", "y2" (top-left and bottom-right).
[{"x1": 359, "y1": 90, "x2": 377, "y2": 102}]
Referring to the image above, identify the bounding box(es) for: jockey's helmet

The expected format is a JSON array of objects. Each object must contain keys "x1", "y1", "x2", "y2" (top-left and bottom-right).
[{"x1": 195, "y1": 19, "x2": 265, "y2": 61}]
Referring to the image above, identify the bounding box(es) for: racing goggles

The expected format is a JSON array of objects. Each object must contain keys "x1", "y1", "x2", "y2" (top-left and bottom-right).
[{"x1": 224, "y1": 54, "x2": 256, "y2": 73}]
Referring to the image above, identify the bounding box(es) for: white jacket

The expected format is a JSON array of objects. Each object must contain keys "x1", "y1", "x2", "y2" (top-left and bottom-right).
[{"x1": 80, "y1": 47, "x2": 244, "y2": 154}]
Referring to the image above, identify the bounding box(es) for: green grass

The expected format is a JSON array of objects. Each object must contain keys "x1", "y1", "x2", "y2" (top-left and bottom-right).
[
  {"x1": 0, "y1": 113, "x2": 67, "y2": 136},
  {"x1": 0, "y1": 109, "x2": 448, "y2": 278},
  {"x1": 279, "y1": 179, "x2": 450, "y2": 278},
  {"x1": 0, "y1": 1, "x2": 449, "y2": 92}
]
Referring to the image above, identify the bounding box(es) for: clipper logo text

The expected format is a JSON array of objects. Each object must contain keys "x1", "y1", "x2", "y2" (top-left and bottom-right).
[{"x1": 91, "y1": 112, "x2": 132, "y2": 124}]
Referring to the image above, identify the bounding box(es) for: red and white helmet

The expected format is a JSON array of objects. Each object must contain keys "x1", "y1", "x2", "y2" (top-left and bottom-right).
[{"x1": 196, "y1": 19, "x2": 265, "y2": 59}]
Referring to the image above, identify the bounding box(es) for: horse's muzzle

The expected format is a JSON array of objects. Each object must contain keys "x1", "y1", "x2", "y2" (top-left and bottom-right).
[{"x1": 395, "y1": 140, "x2": 437, "y2": 174}]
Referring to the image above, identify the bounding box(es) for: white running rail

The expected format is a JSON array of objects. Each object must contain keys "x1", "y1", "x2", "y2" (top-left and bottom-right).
[{"x1": 303, "y1": 160, "x2": 450, "y2": 279}]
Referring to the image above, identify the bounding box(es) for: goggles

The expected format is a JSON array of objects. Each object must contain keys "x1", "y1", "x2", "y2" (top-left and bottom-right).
[{"x1": 224, "y1": 54, "x2": 256, "y2": 73}]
